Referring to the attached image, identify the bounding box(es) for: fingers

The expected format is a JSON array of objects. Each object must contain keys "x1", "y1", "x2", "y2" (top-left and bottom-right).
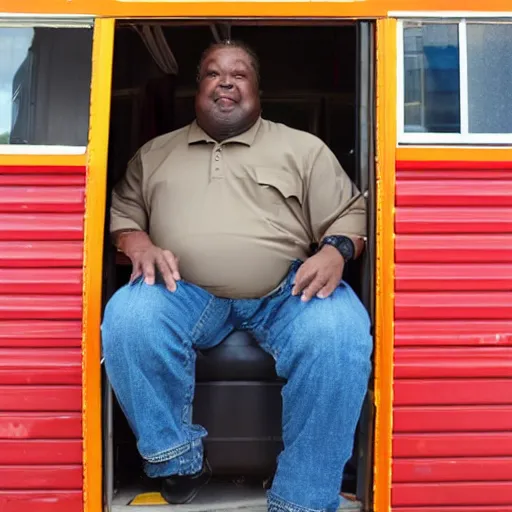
[
  {"x1": 315, "y1": 278, "x2": 339, "y2": 300},
  {"x1": 130, "y1": 261, "x2": 142, "y2": 283},
  {"x1": 292, "y1": 250, "x2": 345, "y2": 303},
  {"x1": 129, "y1": 247, "x2": 180, "y2": 292},
  {"x1": 142, "y1": 258, "x2": 156, "y2": 286},
  {"x1": 292, "y1": 265, "x2": 328, "y2": 302},
  {"x1": 291, "y1": 265, "x2": 315, "y2": 297},
  {"x1": 300, "y1": 274, "x2": 329, "y2": 303},
  {"x1": 155, "y1": 253, "x2": 177, "y2": 292},
  {"x1": 163, "y1": 250, "x2": 180, "y2": 281}
]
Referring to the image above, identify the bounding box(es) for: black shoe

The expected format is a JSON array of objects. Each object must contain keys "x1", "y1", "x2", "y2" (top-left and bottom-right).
[
  {"x1": 160, "y1": 458, "x2": 212, "y2": 505},
  {"x1": 263, "y1": 472, "x2": 275, "y2": 490}
]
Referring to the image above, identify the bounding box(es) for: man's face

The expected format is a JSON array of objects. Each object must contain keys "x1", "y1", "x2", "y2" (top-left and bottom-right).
[{"x1": 195, "y1": 46, "x2": 261, "y2": 141}]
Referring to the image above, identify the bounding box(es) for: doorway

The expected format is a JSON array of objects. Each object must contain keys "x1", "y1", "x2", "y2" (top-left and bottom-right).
[{"x1": 101, "y1": 19, "x2": 376, "y2": 511}]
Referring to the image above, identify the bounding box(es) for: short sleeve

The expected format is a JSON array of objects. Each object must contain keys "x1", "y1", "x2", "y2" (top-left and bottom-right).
[
  {"x1": 110, "y1": 151, "x2": 148, "y2": 234},
  {"x1": 304, "y1": 144, "x2": 366, "y2": 241}
]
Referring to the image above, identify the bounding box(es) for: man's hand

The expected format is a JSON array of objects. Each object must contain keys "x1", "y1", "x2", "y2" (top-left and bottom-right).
[
  {"x1": 291, "y1": 245, "x2": 345, "y2": 302},
  {"x1": 115, "y1": 231, "x2": 180, "y2": 292}
]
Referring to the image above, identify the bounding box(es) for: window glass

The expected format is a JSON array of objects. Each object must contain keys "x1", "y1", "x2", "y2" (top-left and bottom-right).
[
  {"x1": 403, "y1": 22, "x2": 460, "y2": 134},
  {"x1": 0, "y1": 26, "x2": 92, "y2": 146},
  {"x1": 467, "y1": 23, "x2": 512, "y2": 134}
]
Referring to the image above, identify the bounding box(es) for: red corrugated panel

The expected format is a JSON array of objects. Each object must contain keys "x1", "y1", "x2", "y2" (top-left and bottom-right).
[
  {"x1": 0, "y1": 491, "x2": 82, "y2": 512},
  {"x1": 0, "y1": 348, "x2": 81, "y2": 385},
  {"x1": 395, "y1": 263, "x2": 512, "y2": 291},
  {"x1": 395, "y1": 347, "x2": 512, "y2": 378},
  {"x1": 0, "y1": 413, "x2": 81, "y2": 439},
  {"x1": 0, "y1": 165, "x2": 85, "y2": 503},
  {"x1": 393, "y1": 457, "x2": 512, "y2": 483},
  {"x1": 395, "y1": 320, "x2": 512, "y2": 347},
  {"x1": 0, "y1": 369, "x2": 80, "y2": 387},
  {"x1": 393, "y1": 161, "x2": 512, "y2": 509},
  {"x1": 0, "y1": 269, "x2": 82, "y2": 294},
  {"x1": 395, "y1": 207, "x2": 512, "y2": 234},
  {"x1": 0, "y1": 187, "x2": 85, "y2": 213},
  {"x1": 0, "y1": 175, "x2": 85, "y2": 186},
  {"x1": 0, "y1": 296, "x2": 82, "y2": 320},
  {"x1": 396, "y1": 160, "x2": 512, "y2": 171},
  {"x1": 394, "y1": 379, "x2": 512, "y2": 406},
  {"x1": 395, "y1": 235, "x2": 512, "y2": 263},
  {"x1": 0, "y1": 440, "x2": 81, "y2": 464},
  {"x1": 0, "y1": 213, "x2": 84, "y2": 240},
  {"x1": 0, "y1": 165, "x2": 85, "y2": 174},
  {"x1": 395, "y1": 292, "x2": 512, "y2": 320},
  {"x1": 393, "y1": 507, "x2": 512, "y2": 512},
  {"x1": 0, "y1": 320, "x2": 82, "y2": 348},
  {"x1": 396, "y1": 180, "x2": 512, "y2": 207},
  {"x1": 393, "y1": 432, "x2": 512, "y2": 458},
  {"x1": 0, "y1": 241, "x2": 83, "y2": 267},
  {"x1": 0, "y1": 465, "x2": 82, "y2": 489},
  {"x1": 392, "y1": 482, "x2": 512, "y2": 507},
  {"x1": 397, "y1": 169, "x2": 512, "y2": 180},
  {"x1": 394, "y1": 406, "x2": 512, "y2": 433},
  {"x1": 0, "y1": 386, "x2": 80, "y2": 411}
]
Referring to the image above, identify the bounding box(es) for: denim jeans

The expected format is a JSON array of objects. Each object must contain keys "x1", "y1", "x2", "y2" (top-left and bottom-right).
[{"x1": 101, "y1": 261, "x2": 372, "y2": 512}]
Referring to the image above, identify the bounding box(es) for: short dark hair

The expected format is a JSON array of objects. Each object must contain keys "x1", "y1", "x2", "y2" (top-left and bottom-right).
[{"x1": 197, "y1": 40, "x2": 260, "y2": 85}]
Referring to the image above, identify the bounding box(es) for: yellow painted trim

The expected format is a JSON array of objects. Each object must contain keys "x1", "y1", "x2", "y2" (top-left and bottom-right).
[
  {"x1": 0, "y1": 153, "x2": 86, "y2": 166},
  {"x1": 373, "y1": 18, "x2": 396, "y2": 512},
  {"x1": 396, "y1": 146, "x2": 512, "y2": 162},
  {"x1": 2, "y1": 0, "x2": 512, "y2": 17},
  {"x1": 0, "y1": 0, "x2": 384, "y2": 16},
  {"x1": 82, "y1": 17, "x2": 114, "y2": 512}
]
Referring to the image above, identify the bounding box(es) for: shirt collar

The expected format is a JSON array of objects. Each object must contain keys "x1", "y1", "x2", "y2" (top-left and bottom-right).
[{"x1": 187, "y1": 117, "x2": 262, "y2": 146}]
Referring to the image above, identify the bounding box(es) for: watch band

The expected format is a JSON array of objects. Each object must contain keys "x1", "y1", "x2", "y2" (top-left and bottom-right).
[{"x1": 320, "y1": 235, "x2": 355, "y2": 262}]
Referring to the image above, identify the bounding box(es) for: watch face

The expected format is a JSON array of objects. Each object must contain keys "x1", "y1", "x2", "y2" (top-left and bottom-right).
[
  {"x1": 338, "y1": 239, "x2": 354, "y2": 260},
  {"x1": 325, "y1": 236, "x2": 354, "y2": 261}
]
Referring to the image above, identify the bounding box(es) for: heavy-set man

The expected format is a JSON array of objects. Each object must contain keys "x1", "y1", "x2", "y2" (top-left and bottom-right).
[{"x1": 102, "y1": 40, "x2": 372, "y2": 512}]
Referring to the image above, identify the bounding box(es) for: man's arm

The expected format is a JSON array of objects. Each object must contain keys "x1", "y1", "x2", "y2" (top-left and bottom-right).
[
  {"x1": 111, "y1": 153, "x2": 180, "y2": 291},
  {"x1": 305, "y1": 143, "x2": 367, "y2": 254},
  {"x1": 292, "y1": 143, "x2": 367, "y2": 302},
  {"x1": 110, "y1": 152, "x2": 148, "y2": 236}
]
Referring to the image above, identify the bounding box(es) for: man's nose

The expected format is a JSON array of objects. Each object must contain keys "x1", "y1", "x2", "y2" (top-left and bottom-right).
[
  {"x1": 219, "y1": 76, "x2": 234, "y2": 89},
  {"x1": 220, "y1": 80, "x2": 233, "y2": 89}
]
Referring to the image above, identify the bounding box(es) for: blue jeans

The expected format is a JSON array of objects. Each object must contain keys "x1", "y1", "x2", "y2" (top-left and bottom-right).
[{"x1": 101, "y1": 261, "x2": 372, "y2": 512}]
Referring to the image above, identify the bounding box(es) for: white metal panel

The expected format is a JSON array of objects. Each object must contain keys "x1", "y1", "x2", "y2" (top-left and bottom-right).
[
  {"x1": 459, "y1": 20, "x2": 469, "y2": 135},
  {"x1": 390, "y1": 11, "x2": 512, "y2": 19},
  {"x1": 0, "y1": 14, "x2": 93, "y2": 28},
  {"x1": 0, "y1": 145, "x2": 86, "y2": 154}
]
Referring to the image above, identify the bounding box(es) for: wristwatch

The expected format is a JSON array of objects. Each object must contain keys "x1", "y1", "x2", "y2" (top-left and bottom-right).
[{"x1": 319, "y1": 235, "x2": 355, "y2": 262}]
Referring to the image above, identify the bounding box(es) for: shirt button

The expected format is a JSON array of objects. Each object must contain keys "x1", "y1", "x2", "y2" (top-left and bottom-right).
[{"x1": 215, "y1": 155, "x2": 220, "y2": 161}]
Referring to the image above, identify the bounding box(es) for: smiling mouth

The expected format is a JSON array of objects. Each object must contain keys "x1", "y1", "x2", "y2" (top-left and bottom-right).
[{"x1": 215, "y1": 96, "x2": 237, "y2": 103}]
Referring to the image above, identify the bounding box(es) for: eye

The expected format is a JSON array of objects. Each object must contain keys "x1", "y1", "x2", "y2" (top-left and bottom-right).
[{"x1": 206, "y1": 70, "x2": 218, "y2": 78}]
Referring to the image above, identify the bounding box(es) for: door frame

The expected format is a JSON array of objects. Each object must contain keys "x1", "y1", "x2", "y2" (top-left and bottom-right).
[
  {"x1": 82, "y1": 16, "x2": 396, "y2": 512},
  {"x1": 82, "y1": 16, "x2": 115, "y2": 512}
]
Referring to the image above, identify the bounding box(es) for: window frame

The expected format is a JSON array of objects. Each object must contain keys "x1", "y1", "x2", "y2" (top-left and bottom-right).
[
  {"x1": 397, "y1": 17, "x2": 512, "y2": 145},
  {"x1": 0, "y1": 16, "x2": 94, "y2": 155}
]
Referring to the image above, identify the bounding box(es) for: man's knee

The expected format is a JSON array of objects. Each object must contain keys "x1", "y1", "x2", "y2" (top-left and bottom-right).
[
  {"x1": 101, "y1": 282, "x2": 165, "y2": 353},
  {"x1": 288, "y1": 294, "x2": 372, "y2": 370}
]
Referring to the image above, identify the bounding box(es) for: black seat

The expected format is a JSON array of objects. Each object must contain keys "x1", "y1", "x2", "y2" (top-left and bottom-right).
[
  {"x1": 196, "y1": 330, "x2": 279, "y2": 382},
  {"x1": 193, "y1": 331, "x2": 283, "y2": 475}
]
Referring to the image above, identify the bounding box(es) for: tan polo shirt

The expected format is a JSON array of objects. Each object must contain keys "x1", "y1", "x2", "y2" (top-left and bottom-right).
[{"x1": 111, "y1": 118, "x2": 366, "y2": 299}]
